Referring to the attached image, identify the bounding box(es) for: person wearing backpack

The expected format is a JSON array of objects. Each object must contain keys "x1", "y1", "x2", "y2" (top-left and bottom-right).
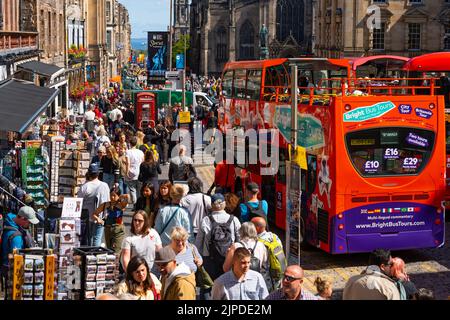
[
  {"x1": 195, "y1": 193, "x2": 241, "y2": 282},
  {"x1": 1, "y1": 206, "x2": 39, "y2": 299},
  {"x1": 168, "y1": 145, "x2": 196, "y2": 184},
  {"x1": 240, "y1": 183, "x2": 269, "y2": 225},
  {"x1": 222, "y1": 222, "x2": 268, "y2": 279},
  {"x1": 251, "y1": 217, "x2": 286, "y2": 291}
]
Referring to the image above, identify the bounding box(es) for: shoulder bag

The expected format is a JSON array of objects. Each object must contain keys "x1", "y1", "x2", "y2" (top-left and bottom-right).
[{"x1": 190, "y1": 244, "x2": 214, "y2": 289}]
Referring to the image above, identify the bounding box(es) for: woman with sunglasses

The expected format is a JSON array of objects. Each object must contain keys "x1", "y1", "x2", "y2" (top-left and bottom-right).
[
  {"x1": 120, "y1": 210, "x2": 162, "y2": 272},
  {"x1": 115, "y1": 255, "x2": 161, "y2": 300}
]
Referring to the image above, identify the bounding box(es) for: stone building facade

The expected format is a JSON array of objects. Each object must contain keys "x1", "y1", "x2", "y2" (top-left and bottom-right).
[
  {"x1": 0, "y1": 0, "x2": 39, "y2": 81},
  {"x1": 117, "y1": 2, "x2": 131, "y2": 72},
  {"x1": 86, "y1": 0, "x2": 108, "y2": 88},
  {"x1": 189, "y1": 0, "x2": 313, "y2": 76},
  {"x1": 314, "y1": 0, "x2": 450, "y2": 58}
]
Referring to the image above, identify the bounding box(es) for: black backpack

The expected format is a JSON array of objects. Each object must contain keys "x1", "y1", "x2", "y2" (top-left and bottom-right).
[
  {"x1": 244, "y1": 202, "x2": 268, "y2": 230},
  {"x1": 238, "y1": 241, "x2": 261, "y2": 273},
  {"x1": 208, "y1": 214, "x2": 234, "y2": 263}
]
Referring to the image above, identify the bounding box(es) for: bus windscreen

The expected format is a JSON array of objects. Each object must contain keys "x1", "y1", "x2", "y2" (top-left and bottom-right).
[{"x1": 346, "y1": 127, "x2": 435, "y2": 177}]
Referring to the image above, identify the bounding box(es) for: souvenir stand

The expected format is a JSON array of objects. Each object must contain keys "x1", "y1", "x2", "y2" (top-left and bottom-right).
[
  {"x1": 6, "y1": 249, "x2": 56, "y2": 300},
  {"x1": 72, "y1": 247, "x2": 119, "y2": 300}
]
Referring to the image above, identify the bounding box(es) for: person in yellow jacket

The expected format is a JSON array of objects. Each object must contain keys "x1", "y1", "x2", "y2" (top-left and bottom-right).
[{"x1": 155, "y1": 245, "x2": 196, "y2": 300}]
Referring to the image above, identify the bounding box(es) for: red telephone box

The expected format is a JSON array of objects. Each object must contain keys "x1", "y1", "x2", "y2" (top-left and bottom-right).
[{"x1": 135, "y1": 92, "x2": 156, "y2": 129}]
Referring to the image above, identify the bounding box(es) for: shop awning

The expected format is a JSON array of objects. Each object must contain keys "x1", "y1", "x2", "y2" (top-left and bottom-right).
[
  {"x1": 0, "y1": 79, "x2": 59, "y2": 133},
  {"x1": 17, "y1": 61, "x2": 65, "y2": 78}
]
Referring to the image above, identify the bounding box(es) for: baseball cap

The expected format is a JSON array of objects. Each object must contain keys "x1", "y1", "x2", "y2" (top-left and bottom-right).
[
  {"x1": 18, "y1": 206, "x2": 39, "y2": 225},
  {"x1": 88, "y1": 163, "x2": 100, "y2": 174},
  {"x1": 154, "y1": 246, "x2": 177, "y2": 264},
  {"x1": 211, "y1": 193, "x2": 225, "y2": 205},
  {"x1": 247, "y1": 182, "x2": 259, "y2": 193}
]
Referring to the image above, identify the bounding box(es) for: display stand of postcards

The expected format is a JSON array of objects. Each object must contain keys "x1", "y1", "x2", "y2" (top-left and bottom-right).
[
  {"x1": 7, "y1": 249, "x2": 56, "y2": 300},
  {"x1": 56, "y1": 198, "x2": 83, "y2": 300},
  {"x1": 72, "y1": 247, "x2": 119, "y2": 300}
]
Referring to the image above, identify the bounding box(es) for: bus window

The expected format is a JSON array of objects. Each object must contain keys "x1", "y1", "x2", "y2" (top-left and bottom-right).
[
  {"x1": 264, "y1": 65, "x2": 289, "y2": 101},
  {"x1": 307, "y1": 155, "x2": 317, "y2": 194},
  {"x1": 346, "y1": 127, "x2": 435, "y2": 177},
  {"x1": 222, "y1": 70, "x2": 234, "y2": 98},
  {"x1": 246, "y1": 70, "x2": 262, "y2": 100},
  {"x1": 233, "y1": 69, "x2": 247, "y2": 99}
]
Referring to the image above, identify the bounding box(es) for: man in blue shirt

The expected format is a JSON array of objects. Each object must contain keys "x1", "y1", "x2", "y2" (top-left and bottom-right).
[
  {"x1": 1, "y1": 206, "x2": 39, "y2": 298},
  {"x1": 240, "y1": 182, "x2": 269, "y2": 223},
  {"x1": 212, "y1": 247, "x2": 268, "y2": 300}
]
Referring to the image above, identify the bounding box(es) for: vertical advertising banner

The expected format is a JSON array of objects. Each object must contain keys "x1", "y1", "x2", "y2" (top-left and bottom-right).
[
  {"x1": 286, "y1": 161, "x2": 302, "y2": 265},
  {"x1": 147, "y1": 31, "x2": 168, "y2": 84}
]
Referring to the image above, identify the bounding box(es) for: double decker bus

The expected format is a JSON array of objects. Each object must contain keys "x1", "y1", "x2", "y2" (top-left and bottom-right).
[{"x1": 219, "y1": 57, "x2": 446, "y2": 254}]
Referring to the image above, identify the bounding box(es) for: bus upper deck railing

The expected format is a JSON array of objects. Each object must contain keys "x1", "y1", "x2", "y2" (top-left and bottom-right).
[{"x1": 262, "y1": 78, "x2": 446, "y2": 105}]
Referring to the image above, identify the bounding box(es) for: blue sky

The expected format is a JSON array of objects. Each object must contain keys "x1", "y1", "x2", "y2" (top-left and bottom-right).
[{"x1": 119, "y1": 0, "x2": 170, "y2": 39}]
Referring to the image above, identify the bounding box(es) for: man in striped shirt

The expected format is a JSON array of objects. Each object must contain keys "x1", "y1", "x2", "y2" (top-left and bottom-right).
[{"x1": 265, "y1": 265, "x2": 319, "y2": 300}]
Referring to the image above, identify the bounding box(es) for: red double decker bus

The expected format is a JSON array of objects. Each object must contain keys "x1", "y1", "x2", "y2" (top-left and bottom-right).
[{"x1": 219, "y1": 57, "x2": 446, "y2": 254}]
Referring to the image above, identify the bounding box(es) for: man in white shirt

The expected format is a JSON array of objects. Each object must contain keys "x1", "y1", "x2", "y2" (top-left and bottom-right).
[
  {"x1": 124, "y1": 136, "x2": 144, "y2": 205},
  {"x1": 84, "y1": 104, "x2": 96, "y2": 134},
  {"x1": 78, "y1": 163, "x2": 110, "y2": 246}
]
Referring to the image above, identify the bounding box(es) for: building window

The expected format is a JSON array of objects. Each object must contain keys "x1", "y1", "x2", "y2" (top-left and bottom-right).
[
  {"x1": 276, "y1": 0, "x2": 305, "y2": 43},
  {"x1": 216, "y1": 26, "x2": 228, "y2": 63},
  {"x1": 373, "y1": 22, "x2": 385, "y2": 50},
  {"x1": 106, "y1": 1, "x2": 111, "y2": 21},
  {"x1": 408, "y1": 23, "x2": 421, "y2": 50},
  {"x1": 239, "y1": 20, "x2": 255, "y2": 60},
  {"x1": 107, "y1": 30, "x2": 112, "y2": 53}
]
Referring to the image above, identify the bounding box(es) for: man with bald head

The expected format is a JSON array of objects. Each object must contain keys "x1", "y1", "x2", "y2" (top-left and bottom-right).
[
  {"x1": 251, "y1": 217, "x2": 286, "y2": 291},
  {"x1": 265, "y1": 265, "x2": 319, "y2": 300}
]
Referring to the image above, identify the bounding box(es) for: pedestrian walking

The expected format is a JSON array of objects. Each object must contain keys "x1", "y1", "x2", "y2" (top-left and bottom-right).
[
  {"x1": 240, "y1": 182, "x2": 269, "y2": 224},
  {"x1": 180, "y1": 177, "x2": 212, "y2": 239},
  {"x1": 92, "y1": 189, "x2": 128, "y2": 254},
  {"x1": 211, "y1": 247, "x2": 268, "y2": 300},
  {"x1": 251, "y1": 217, "x2": 286, "y2": 291},
  {"x1": 169, "y1": 226, "x2": 203, "y2": 274},
  {"x1": 155, "y1": 246, "x2": 196, "y2": 300},
  {"x1": 124, "y1": 136, "x2": 145, "y2": 205},
  {"x1": 101, "y1": 145, "x2": 120, "y2": 189},
  {"x1": 154, "y1": 184, "x2": 194, "y2": 246},
  {"x1": 265, "y1": 265, "x2": 319, "y2": 300},
  {"x1": 135, "y1": 182, "x2": 159, "y2": 228},
  {"x1": 1, "y1": 206, "x2": 39, "y2": 299},
  {"x1": 157, "y1": 180, "x2": 172, "y2": 209},
  {"x1": 77, "y1": 163, "x2": 110, "y2": 246},
  {"x1": 195, "y1": 193, "x2": 241, "y2": 281},
  {"x1": 343, "y1": 249, "x2": 402, "y2": 300},
  {"x1": 120, "y1": 210, "x2": 162, "y2": 272},
  {"x1": 168, "y1": 145, "x2": 196, "y2": 184},
  {"x1": 223, "y1": 222, "x2": 268, "y2": 275},
  {"x1": 138, "y1": 150, "x2": 161, "y2": 190},
  {"x1": 115, "y1": 255, "x2": 161, "y2": 300}
]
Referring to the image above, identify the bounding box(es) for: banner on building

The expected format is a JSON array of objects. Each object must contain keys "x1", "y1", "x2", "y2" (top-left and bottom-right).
[{"x1": 147, "y1": 31, "x2": 169, "y2": 85}]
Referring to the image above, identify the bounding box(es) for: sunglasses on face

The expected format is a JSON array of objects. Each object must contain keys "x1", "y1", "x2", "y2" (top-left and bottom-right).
[{"x1": 283, "y1": 274, "x2": 302, "y2": 282}]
